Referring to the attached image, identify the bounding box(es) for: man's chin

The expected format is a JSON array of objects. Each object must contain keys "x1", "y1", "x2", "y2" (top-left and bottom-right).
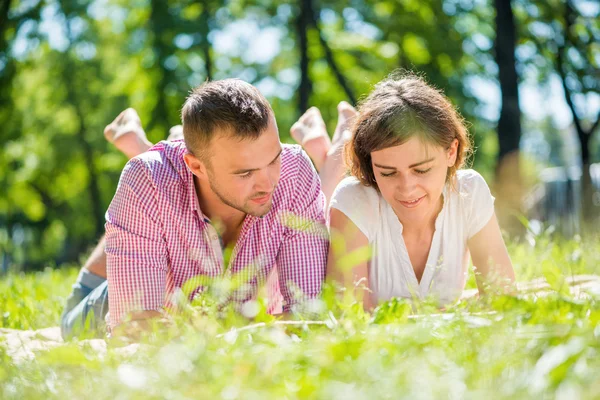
[{"x1": 246, "y1": 200, "x2": 273, "y2": 217}]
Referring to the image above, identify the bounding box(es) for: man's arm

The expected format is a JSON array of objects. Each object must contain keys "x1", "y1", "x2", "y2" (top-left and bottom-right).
[
  {"x1": 105, "y1": 158, "x2": 169, "y2": 332},
  {"x1": 276, "y1": 151, "x2": 329, "y2": 315}
]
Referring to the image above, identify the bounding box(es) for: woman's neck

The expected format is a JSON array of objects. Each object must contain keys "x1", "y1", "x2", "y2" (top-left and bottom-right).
[{"x1": 399, "y1": 195, "x2": 444, "y2": 239}]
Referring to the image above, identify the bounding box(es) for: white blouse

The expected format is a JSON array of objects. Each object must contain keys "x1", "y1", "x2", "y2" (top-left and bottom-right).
[{"x1": 328, "y1": 169, "x2": 495, "y2": 305}]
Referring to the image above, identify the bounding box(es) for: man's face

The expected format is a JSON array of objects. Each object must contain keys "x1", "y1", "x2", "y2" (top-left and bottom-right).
[{"x1": 199, "y1": 115, "x2": 282, "y2": 217}]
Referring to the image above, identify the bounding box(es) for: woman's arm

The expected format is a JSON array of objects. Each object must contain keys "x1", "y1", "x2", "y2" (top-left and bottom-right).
[
  {"x1": 327, "y1": 208, "x2": 375, "y2": 310},
  {"x1": 467, "y1": 212, "x2": 515, "y2": 294}
]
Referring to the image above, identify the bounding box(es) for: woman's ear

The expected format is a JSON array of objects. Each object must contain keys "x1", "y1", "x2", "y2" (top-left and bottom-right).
[{"x1": 447, "y1": 138, "x2": 459, "y2": 167}]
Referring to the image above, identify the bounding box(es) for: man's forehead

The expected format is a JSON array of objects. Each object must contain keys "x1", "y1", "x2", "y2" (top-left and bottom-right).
[{"x1": 209, "y1": 125, "x2": 281, "y2": 170}]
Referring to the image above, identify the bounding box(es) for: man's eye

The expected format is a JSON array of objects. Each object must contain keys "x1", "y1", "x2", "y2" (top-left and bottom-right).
[
  {"x1": 238, "y1": 172, "x2": 252, "y2": 179},
  {"x1": 270, "y1": 154, "x2": 281, "y2": 165}
]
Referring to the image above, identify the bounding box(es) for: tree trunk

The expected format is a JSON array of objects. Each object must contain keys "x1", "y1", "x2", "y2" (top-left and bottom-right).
[
  {"x1": 296, "y1": 0, "x2": 312, "y2": 117},
  {"x1": 64, "y1": 65, "x2": 105, "y2": 238},
  {"x1": 555, "y1": 1, "x2": 600, "y2": 226},
  {"x1": 200, "y1": 1, "x2": 212, "y2": 80},
  {"x1": 493, "y1": 0, "x2": 523, "y2": 235},
  {"x1": 580, "y1": 136, "x2": 596, "y2": 226},
  {"x1": 147, "y1": 0, "x2": 172, "y2": 138},
  {"x1": 310, "y1": 3, "x2": 356, "y2": 105}
]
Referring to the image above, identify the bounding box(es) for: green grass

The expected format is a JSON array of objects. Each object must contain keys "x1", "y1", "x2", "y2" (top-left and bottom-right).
[{"x1": 1, "y1": 232, "x2": 600, "y2": 399}]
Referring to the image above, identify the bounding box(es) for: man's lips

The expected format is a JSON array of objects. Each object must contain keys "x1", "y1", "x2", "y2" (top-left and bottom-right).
[{"x1": 251, "y1": 193, "x2": 271, "y2": 205}]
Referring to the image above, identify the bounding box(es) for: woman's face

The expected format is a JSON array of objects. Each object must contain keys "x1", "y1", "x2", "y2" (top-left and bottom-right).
[{"x1": 371, "y1": 136, "x2": 458, "y2": 227}]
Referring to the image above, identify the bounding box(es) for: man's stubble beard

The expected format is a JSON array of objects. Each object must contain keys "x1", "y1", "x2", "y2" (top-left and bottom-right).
[{"x1": 207, "y1": 172, "x2": 274, "y2": 217}]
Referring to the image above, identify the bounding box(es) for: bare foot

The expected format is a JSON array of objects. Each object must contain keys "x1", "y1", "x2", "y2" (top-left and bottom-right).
[
  {"x1": 104, "y1": 108, "x2": 153, "y2": 159},
  {"x1": 329, "y1": 101, "x2": 357, "y2": 154},
  {"x1": 167, "y1": 125, "x2": 183, "y2": 141},
  {"x1": 290, "y1": 107, "x2": 331, "y2": 171},
  {"x1": 319, "y1": 102, "x2": 358, "y2": 206}
]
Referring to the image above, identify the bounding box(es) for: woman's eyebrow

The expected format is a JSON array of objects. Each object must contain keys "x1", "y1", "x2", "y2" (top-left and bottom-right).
[
  {"x1": 409, "y1": 158, "x2": 434, "y2": 168},
  {"x1": 373, "y1": 157, "x2": 434, "y2": 170}
]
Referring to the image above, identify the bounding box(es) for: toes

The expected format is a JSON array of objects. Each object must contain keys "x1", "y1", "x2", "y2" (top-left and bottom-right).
[
  {"x1": 290, "y1": 122, "x2": 307, "y2": 142},
  {"x1": 168, "y1": 125, "x2": 183, "y2": 141},
  {"x1": 337, "y1": 101, "x2": 357, "y2": 118},
  {"x1": 299, "y1": 107, "x2": 318, "y2": 124},
  {"x1": 103, "y1": 123, "x2": 115, "y2": 141}
]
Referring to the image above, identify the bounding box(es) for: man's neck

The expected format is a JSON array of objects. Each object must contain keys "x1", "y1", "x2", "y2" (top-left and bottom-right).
[{"x1": 194, "y1": 176, "x2": 246, "y2": 236}]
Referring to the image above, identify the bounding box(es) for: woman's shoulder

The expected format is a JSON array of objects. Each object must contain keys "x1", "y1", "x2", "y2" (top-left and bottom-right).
[
  {"x1": 329, "y1": 176, "x2": 381, "y2": 239},
  {"x1": 452, "y1": 169, "x2": 496, "y2": 238},
  {"x1": 331, "y1": 176, "x2": 380, "y2": 206},
  {"x1": 455, "y1": 169, "x2": 490, "y2": 197}
]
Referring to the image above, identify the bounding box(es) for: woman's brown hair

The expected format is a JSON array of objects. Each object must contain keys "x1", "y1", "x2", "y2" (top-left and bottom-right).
[{"x1": 346, "y1": 71, "x2": 472, "y2": 191}]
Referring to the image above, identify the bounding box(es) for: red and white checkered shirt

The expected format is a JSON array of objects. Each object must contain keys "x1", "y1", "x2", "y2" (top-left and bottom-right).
[{"x1": 105, "y1": 141, "x2": 328, "y2": 328}]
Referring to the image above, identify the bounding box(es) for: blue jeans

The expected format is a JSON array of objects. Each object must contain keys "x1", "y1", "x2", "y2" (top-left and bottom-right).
[{"x1": 60, "y1": 269, "x2": 109, "y2": 340}]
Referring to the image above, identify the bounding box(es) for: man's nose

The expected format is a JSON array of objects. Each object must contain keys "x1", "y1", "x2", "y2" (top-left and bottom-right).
[{"x1": 254, "y1": 168, "x2": 276, "y2": 192}]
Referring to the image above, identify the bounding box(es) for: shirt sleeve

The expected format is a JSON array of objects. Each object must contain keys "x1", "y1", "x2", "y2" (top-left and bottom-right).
[
  {"x1": 276, "y1": 150, "x2": 328, "y2": 313},
  {"x1": 328, "y1": 177, "x2": 380, "y2": 241},
  {"x1": 463, "y1": 170, "x2": 496, "y2": 239},
  {"x1": 105, "y1": 158, "x2": 169, "y2": 328}
]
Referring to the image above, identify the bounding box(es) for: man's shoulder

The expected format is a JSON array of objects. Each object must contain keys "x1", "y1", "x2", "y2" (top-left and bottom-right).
[
  {"x1": 271, "y1": 144, "x2": 321, "y2": 211},
  {"x1": 125, "y1": 140, "x2": 188, "y2": 184},
  {"x1": 279, "y1": 143, "x2": 315, "y2": 182}
]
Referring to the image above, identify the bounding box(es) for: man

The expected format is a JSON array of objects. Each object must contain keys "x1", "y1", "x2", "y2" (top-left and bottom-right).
[{"x1": 62, "y1": 79, "x2": 332, "y2": 338}]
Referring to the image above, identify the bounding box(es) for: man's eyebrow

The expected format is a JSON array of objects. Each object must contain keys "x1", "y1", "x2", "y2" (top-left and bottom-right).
[
  {"x1": 232, "y1": 148, "x2": 283, "y2": 174},
  {"x1": 373, "y1": 157, "x2": 434, "y2": 170}
]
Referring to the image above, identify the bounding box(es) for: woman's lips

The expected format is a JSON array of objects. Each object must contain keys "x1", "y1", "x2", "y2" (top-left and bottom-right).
[{"x1": 398, "y1": 195, "x2": 425, "y2": 208}]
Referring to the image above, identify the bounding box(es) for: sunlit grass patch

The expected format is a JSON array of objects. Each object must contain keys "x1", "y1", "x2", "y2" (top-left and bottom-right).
[{"x1": 1, "y1": 234, "x2": 600, "y2": 399}]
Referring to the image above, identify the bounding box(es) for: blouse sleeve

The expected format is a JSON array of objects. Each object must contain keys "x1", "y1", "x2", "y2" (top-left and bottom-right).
[
  {"x1": 462, "y1": 170, "x2": 496, "y2": 239},
  {"x1": 328, "y1": 177, "x2": 380, "y2": 241}
]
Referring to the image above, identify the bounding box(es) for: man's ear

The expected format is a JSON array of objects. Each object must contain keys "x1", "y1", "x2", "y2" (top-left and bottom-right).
[{"x1": 183, "y1": 152, "x2": 207, "y2": 177}]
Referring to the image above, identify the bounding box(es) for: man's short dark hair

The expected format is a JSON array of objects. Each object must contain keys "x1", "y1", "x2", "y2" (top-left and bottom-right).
[{"x1": 181, "y1": 79, "x2": 273, "y2": 158}]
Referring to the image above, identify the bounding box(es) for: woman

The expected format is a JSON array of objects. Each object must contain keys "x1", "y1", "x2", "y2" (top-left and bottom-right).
[{"x1": 326, "y1": 73, "x2": 515, "y2": 309}]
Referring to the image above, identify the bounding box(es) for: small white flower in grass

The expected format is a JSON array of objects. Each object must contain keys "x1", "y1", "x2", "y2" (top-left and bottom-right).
[
  {"x1": 530, "y1": 338, "x2": 585, "y2": 393},
  {"x1": 268, "y1": 328, "x2": 292, "y2": 346},
  {"x1": 5, "y1": 384, "x2": 16, "y2": 395},
  {"x1": 169, "y1": 287, "x2": 188, "y2": 309},
  {"x1": 241, "y1": 300, "x2": 260, "y2": 319},
  {"x1": 223, "y1": 329, "x2": 238, "y2": 344},
  {"x1": 158, "y1": 344, "x2": 194, "y2": 378},
  {"x1": 221, "y1": 385, "x2": 239, "y2": 400},
  {"x1": 463, "y1": 315, "x2": 492, "y2": 328},
  {"x1": 325, "y1": 311, "x2": 338, "y2": 329},
  {"x1": 45, "y1": 376, "x2": 57, "y2": 394},
  {"x1": 117, "y1": 363, "x2": 147, "y2": 389},
  {"x1": 305, "y1": 298, "x2": 326, "y2": 314}
]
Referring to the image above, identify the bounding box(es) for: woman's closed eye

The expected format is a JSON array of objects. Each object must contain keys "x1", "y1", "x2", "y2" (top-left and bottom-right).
[
  {"x1": 380, "y1": 171, "x2": 396, "y2": 177},
  {"x1": 414, "y1": 167, "x2": 432, "y2": 175},
  {"x1": 379, "y1": 167, "x2": 432, "y2": 177}
]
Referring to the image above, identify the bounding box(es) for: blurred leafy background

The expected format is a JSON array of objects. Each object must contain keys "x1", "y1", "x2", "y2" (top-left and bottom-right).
[{"x1": 0, "y1": 0, "x2": 598, "y2": 272}]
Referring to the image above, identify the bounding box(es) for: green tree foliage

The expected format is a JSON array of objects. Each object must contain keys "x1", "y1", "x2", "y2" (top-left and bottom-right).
[
  {"x1": 1, "y1": 0, "x2": 592, "y2": 271},
  {"x1": 515, "y1": 0, "x2": 599, "y2": 218}
]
